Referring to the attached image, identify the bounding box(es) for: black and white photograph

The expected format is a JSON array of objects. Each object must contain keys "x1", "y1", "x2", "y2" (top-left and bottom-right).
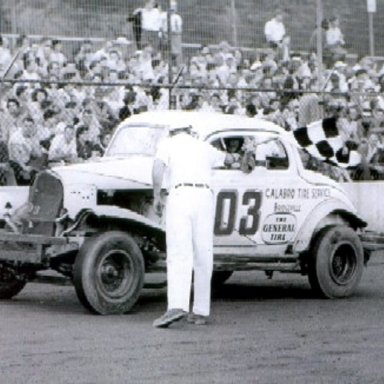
[{"x1": 1, "y1": 1, "x2": 384, "y2": 383}]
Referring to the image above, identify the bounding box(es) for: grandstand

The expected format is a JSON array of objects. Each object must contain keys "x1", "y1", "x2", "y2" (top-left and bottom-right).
[
  {"x1": 0, "y1": 0, "x2": 383, "y2": 185},
  {"x1": 0, "y1": 1, "x2": 383, "y2": 56}
]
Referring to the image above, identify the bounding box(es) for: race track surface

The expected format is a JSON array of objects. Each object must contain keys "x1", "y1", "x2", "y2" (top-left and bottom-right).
[{"x1": 1, "y1": 252, "x2": 384, "y2": 384}]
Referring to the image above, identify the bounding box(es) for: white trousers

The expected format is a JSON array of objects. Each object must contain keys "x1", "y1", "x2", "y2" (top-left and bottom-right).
[{"x1": 165, "y1": 187, "x2": 214, "y2": 316}]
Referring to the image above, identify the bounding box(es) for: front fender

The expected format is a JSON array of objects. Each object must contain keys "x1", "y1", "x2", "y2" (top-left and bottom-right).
[
  {"x1": 293, "y1": 198, "x2": 366, "y2": 253},
  {"x1": 90, "y1": 205, "x2": 164, "y2": 233}
]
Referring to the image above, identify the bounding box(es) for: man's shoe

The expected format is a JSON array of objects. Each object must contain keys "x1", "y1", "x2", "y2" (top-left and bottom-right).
[
  {"x1": 186, "y1": 313, "x2": 209, "y2": 325},
  {"x1": 153, "y1": 308, "x2": 187, "y2": 328}
]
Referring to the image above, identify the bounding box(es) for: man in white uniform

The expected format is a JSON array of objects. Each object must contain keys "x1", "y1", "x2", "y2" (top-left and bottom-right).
[{"x1": 152, "y1": 123, "x2": 234, "y2": 328}]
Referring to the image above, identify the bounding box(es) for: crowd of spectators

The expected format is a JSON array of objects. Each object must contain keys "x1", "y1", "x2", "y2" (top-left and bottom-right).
[{"x1": 0, "y1": 7, "x2": 383, "y2": 185}]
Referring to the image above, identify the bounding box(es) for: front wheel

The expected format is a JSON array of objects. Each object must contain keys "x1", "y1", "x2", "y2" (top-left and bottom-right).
[
  {"x1": 308, "y1": 225, "x2": 364, "y2": 298},
  {"x1": 0, "y1": 266, "x2": 27, "y2": 299},
  {"x1": 73, "y1": 231, "x2": 145, "y2": 315}
]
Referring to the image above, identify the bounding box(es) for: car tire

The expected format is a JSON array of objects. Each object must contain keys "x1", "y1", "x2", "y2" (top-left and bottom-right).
[
  {"x1": 73, "y1": 231, "x2": 145, "y2": 315},
  {"x1": 0, "y1": 267, "x2": 27, "y2": 299},
  {"x1": 211, "y1": 271, "x2": 233, "y2": 288},
  {"x1": 308, "y1": 225, "x2": 364, "y2": 298}
]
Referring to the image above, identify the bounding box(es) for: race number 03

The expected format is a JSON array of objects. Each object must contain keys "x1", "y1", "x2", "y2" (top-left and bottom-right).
[{"x1": 214, "y1": 189, "x2": 262, "y2": 236}]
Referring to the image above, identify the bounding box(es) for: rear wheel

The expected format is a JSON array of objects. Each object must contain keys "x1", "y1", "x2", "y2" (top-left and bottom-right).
[
  {"x1": 74, "y1": 231, "x2": 145, "y2": 315},
  {"x1": 0, "y1": 266, "x2": 27, "y2": 299},
  {"x1": 308, "y1": 226, "x2": 364, "y2": 298}
]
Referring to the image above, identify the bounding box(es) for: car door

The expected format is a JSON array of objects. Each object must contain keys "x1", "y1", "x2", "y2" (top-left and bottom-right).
[{"x1": 209, "y1": 131, "x2": 305, "y2": 258}]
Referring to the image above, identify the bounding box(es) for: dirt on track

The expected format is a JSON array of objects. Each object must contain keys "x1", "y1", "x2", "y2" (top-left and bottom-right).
[{"x1": 1, "y1": 252, "x2": 384, "y2": 384}]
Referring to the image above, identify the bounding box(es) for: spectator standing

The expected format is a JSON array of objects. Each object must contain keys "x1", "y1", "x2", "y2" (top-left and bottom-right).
[
  {"x1": 136, "y1": 46, "x2": 155, "y2": 82},
  {"x1": 325, "y1": 16, "x2": 347, "y2": 65},
  {"x1": 264, "y1": 9, "x2": 290, "y2": 61},
  {"x1": 34, "y1": 38, "x2": 54, "y2": 77},
  {"x1": 74, "y1": 40, "x2": 95, "y2": 73},
  {"x1": 128, "y1": 5, "x2": 144, "y2": 50},
  {"x1": 141, "y1": 0, "x2": 162, "y2": 50},
  {"x1": 20, "y1": 58, "x2": 41, "y2": 86},
  {"x1": 309, "y1": 18, "x2": 329, "y2": 54},
  {"x1": 159, "y1": 0, "x2": 183, "y2": 66},
  {"x1": 0, "y1": 35, "x2": 12, "y2": 77},
  {"x1": 49, "y1": 40, "x2": 67, "y2": 68}
]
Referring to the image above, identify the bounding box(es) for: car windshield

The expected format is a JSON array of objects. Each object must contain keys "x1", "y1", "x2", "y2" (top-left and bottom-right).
[{"x1": 104, "y1": 124, "x2": 168, "y2": 157}]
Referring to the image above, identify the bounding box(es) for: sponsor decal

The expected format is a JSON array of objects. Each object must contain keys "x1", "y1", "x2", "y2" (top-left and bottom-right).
[
  {"x1": 265, "y1": 188, "x2": 295, "y2": 199},
  {"x1": 297, "y1": 187, "x2": 331, "y2": 199},
  {"x1": 261, "y1": 213, "x2": 297, "y2": 244},
  {"x1": 265, "y1": 187, "x2": 331, "y2": 200},
  {"x1": 274, "y1": 202, "x2": 301, "y2": 213}
]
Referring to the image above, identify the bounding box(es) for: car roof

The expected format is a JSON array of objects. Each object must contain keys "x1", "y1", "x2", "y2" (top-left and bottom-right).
[{"x1": 120, "y1": 110, "x2": 286, "y2": 139}]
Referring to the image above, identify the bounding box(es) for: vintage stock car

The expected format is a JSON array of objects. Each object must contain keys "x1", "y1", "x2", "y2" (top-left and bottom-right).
[{"x1": 0, "y1": 111, "x2": 375, "y2": 314}]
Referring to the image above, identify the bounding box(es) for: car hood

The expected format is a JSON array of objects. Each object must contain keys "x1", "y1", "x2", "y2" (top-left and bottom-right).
[{"x1": 51, "y1": 155, "x2": 154, "y2": 189}]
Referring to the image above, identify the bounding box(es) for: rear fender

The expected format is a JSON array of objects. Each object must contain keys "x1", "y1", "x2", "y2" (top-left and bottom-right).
[{"x1": 293, "y1": 199, "x2": 366, "y2": 253}]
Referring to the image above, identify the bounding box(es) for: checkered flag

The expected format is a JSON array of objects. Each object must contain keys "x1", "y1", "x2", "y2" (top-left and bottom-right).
[{"x1": 292, "y1": 117, "x2": 361, "y2": 168}]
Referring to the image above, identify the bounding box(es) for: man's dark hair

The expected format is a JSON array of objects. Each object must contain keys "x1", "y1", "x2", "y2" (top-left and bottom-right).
[
  {"x1": 31, "y1": 87, "x2": 48, "y2": 102},
  {"x1": 15, "y1": 85, "x2": 28, "y2": 98},
  {"x1": 23, "y1": 116, "x2": 34, "y2": 123},
  {"x1": 6, "y1": 98, "x2": 20, "y2": 108},
  {"x1": 43, "y1": 109, "x2": 58, "y2": 121},
  {"x1": 246, "y1": 103, "x2": 257, "y2": 117},
  {"x1": 65, "y1": 101, "x2": 78, "y2": 109}
]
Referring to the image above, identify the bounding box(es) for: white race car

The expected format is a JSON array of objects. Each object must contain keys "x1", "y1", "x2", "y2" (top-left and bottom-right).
[{"x1": 0, "y1": 111, "x2": 370, "y2": 314}]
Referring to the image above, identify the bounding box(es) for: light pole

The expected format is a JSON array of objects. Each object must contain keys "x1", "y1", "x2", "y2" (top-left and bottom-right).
[
  {"x1": 367, "y1": 0, "x2": 376, "y2": 56},
  {"x1": 231, "y1": 0, "x2": 238, "y2": 47},
  {"x1": 316, "y1": 0, "x2": 324, "y2": 92},
  {"x1": 167, "y1": 0, "x2": 174, "y2": 109}
]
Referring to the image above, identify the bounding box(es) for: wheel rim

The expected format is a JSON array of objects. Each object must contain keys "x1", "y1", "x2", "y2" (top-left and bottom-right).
[
  {"x1": 329, "y1": 243, "x2": 357, "y2": 285},
  {"x1": 96, "y1": 250, "x2": 134, "y2": 299}
]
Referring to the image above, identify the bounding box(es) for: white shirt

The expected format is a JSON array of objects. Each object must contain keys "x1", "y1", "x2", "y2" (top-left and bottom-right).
[
  {"x1": 8, "y1": 129, "x2": 42, "y2": 166},
  {"x1": 155, "y1": 132, "x2": 226, "y2": 189},
  {"x1": 49, "y1": 51, "x2": 67, "y2": 67},
  {"x1": 264, "y1": 18, "x2": 286, "y2": 43},
  {"x1": 48, "y1": 134, "x2": 77, "y2": 162},
  {"x1": 141, "y1": 7, "x2": 162, "y2": 31},
  {"x1": 326, "y1": 27, "x2": 344, "y2": 46}
]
